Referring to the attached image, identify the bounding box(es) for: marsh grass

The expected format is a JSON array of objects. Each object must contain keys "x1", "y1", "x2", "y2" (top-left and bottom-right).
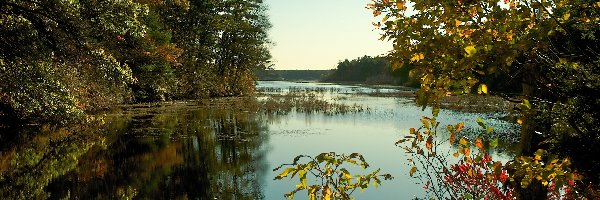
[
  {"x1": 118, "y1": 91, "x2": 365, "y2": 117},
  {"x1": 258, "y1": 87, "x2": 343, "y2": 94},
  {"x1": 258, "y1": 91, "x2": 366, "y2": 115}
]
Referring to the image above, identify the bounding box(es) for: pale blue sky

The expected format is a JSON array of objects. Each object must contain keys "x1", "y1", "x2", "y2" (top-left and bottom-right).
[{"x1": 265, "y1": 0, "x2": 391, "y2": 70}]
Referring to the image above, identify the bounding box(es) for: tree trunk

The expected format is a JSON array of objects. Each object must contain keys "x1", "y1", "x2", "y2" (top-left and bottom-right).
[{"x1": 515, "y1": 63, "x2": 547, "y2": 199}]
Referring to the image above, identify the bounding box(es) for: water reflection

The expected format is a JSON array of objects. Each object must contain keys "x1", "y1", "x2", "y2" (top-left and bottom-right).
[
  {"x1": 0, "y1": 126, "x2": 103, "y2": 199},
  {"x1": 1, "y1": 100, "x2": 271, "y2": 199},
  {"x1": 0, "y1": 81, "x2": 520, "y2": 199}
]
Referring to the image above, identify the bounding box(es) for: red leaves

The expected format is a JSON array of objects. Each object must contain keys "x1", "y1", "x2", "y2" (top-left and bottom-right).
[{"x1": 445, "y1": 154, "x2": 513, "y2": 199}]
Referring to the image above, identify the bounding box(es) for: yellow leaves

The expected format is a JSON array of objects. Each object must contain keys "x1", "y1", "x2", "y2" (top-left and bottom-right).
[
  {"x1": 373, "y1": 10, "x2": 382, "y2": 17},
  {"x1": 396, "y1": 0, "x2": 406, "y2": 10},
  {"x1": 527, "y1": 21, "x2": 535, "y2": 29},
  {"x1": 298, "y1": 169, "x2": 308, "y2": 189},
  {"x1": 409, "y1": 166, "x2": 417, "y2": 177},
  {"x1": 410, "y1": 53, "x2": 424, "y2": 62},
  {"x1": 597, "y1": 2, "x2": 600, "y2": 7},
  {"x1": 463, "y1": 147, "x2": 471, "y2": 157},
  {"x1": 322, "y1": 186, "x2": 332, "y2": 200},
  {"x1": 534, "y1": 154, "x2": 542, "y2": 161},
  {"x1": 448, "y1": 122, "x2": 463, "y2": 145},
  {"x1": 517, "y1": 118, "x2": 523, "y2": 125},
  {"x1": 459, "y1": 138, "x2": 469, "y2": 146},
  {"x1": 475, "y1": 138, "x2": 484, "y2": 150},
  {"x1": 582, "y1": 17, "x2": 591, "y2": 23},
  {"x1": 468, "y1": 7, "x2": 478, "y2": 17},
  {"x1": 308, "y1": 187, "x2": 318, "y2": 200},
  {"x1": 559, "y1": 58, "x2": 568, "y2": 64},
  {"x1": 454, "y1": 19, "x2": 462, "y2": 27},
  {"x1": 426, "y1": 136, "x2": 433, "y2": 150},
  {"x1": 563, "y1": 13, "x2": 571, "y2": 21},
  {"x1": 455, "y1": 122, "x2": 464, "y2": 132},
  {"x1": 275, "y1": 167, "x2": 295, "y2": 179},
  {"x1": 534, "y1": 149, "x2": 546, "y2": 160},
  {"x1": 506, "y1": 31, "x2": 514, "y2": 41},
  {"x1": 458, "y1": 29, "x2": 474, "y2": 38},
  {"x1": 464, "y1": 45, "x2": 477, "y2": 57},
  {"x1": 478, "y1": 84, "x2": 488, "y2": 94},
  {"x1": 382, "y1": 15, "x2": 389, "y2": 22}
]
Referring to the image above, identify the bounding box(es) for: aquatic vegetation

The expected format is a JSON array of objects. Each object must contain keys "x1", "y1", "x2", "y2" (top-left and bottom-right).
[{"x1": 257, "y1": 91, "x2": 366, "y2": 115}]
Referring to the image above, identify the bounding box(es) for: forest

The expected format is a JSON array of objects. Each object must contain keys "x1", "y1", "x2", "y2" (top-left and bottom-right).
[
  {"x1": 0, "y1": 0, "x2": 271, "y2": 125},
  {"x1": 322, "y1": 55, "x2": 419, "y2": 86},
  {"x1": 255, "y1": 69, "x2": 331, "y2": 81}
]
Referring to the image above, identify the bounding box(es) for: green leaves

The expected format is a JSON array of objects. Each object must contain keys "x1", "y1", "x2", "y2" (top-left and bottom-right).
[
  {"x1": 273, "y1": 152, "x2": 393, "y2": 199},
  {"x1": 489, "y1": 138, "x2": 499, "y2": 148},
  {"x1": 508, "y1": 149, "x2": 580, "y2": 190},
  {"x1": 275, "y1": 167, "x2": 296, "y2": 180},
  {"x1": 409, "y1": 166, "x2": 418, "y2": 177},
  {"x1": 464, "y1": 45, "x2": 477, "y2": 58}
]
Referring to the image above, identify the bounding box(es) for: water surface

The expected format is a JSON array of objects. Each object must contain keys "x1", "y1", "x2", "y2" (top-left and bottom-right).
[{"x1": 0, "y1": 81, "x2": 519, "y2": 199}]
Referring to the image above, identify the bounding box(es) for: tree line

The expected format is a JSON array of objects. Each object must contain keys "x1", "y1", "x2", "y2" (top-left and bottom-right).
[
  {"x1": 322, "y1": 55, "x2": 418, "y2": 86},
  {"x1": 0, "y1": 0, "x2": 271, "y2": 125},
  {"x1": 255, "y1": 69, "x2": 331, "y2": 81}
]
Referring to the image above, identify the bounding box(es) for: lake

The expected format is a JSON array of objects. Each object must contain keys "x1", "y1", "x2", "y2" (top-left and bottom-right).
[{"x1": 0, "y1": 81, "x2": 519, "y2": 199}]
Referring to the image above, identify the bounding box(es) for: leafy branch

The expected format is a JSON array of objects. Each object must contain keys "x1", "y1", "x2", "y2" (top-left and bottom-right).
[{"x1": 273, "y1": 152, "x2": 393, "y2": 200}]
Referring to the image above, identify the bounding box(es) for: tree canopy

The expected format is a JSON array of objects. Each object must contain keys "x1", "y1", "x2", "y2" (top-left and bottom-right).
[
  {"x1": 371, "y1": 0, "x2": 600, "y2": 197},
  {"x1": 1, "y1": 0, "x2": 272, "y2": 125}
]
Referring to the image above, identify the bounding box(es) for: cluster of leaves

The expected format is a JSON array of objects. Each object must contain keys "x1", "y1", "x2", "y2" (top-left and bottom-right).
[
  {"x1": 398, "y1": 116, "x2": 583, "y2": 199},
  {"x1": 273, "y1": 152, "x2": 393, "y2": 200},
  {"x1": 0, "y1": 0, "x2": 146, "y2": 124},
  {"x1": 370, "y1": 0, "x2": 600, "y2": 196},
  {"x1": 1, "y1": 0, "x2": 272, "y2": 126}
]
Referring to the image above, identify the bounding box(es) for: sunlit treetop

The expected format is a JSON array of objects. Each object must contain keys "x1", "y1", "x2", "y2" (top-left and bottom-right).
[{"x1": 369, "y1": 0, "x2": 600, "y2": 115}]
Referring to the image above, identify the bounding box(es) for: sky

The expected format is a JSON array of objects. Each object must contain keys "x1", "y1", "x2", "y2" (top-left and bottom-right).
[{"x1": 264, "y1": 0, "x2": 392, "y2": 70}]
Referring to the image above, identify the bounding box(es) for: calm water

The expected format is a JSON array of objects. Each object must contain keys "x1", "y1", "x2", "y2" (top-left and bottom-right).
[{"x1": 0, "y1": 81, "x2": 519, "y2": 199}]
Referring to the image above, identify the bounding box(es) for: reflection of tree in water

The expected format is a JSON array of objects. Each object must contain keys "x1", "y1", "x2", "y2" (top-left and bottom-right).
[
  {"x1": 47, "y1": 103, "x2": 270, "y2": 199},
  {"x1": 0, "y1": 126, "x2": 103, "y2": 199}
]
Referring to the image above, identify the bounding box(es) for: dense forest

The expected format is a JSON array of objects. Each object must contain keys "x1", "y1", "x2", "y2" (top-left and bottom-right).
[
  {"x1": 0, "y1": 0, "x2": 271, "y2": 125},
  {"x1": 322, "y1": 55, "x2": 418, "y2": 86}
]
